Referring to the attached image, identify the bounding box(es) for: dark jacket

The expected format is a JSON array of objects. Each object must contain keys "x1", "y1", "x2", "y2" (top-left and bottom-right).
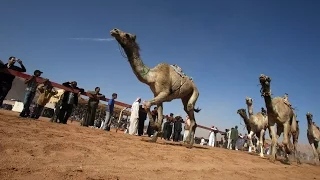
[
  {"x1": 139, "y1": 107, "x2": 148, "y2": 121},
  {"x1": 230, "y1": 128, "x2": 239, "y2": 140},
  {"x1": 0, "y1": 63, "x2": 26, "y2": 84},
  {"x1": 174, "y1": 120, "x2": 182, "y2": 132},
  {"x1": 61, "y1": 82, "x2": 84, "y2": 106}
]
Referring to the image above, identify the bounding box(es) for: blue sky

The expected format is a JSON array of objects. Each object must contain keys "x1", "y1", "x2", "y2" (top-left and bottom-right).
[{"x1": 0, "y1": 0, "x2": 319, "y2": 143}]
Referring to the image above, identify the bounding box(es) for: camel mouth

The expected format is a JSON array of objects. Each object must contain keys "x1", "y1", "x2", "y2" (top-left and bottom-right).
[
  {"x1": 110, "y1": 28, "x2": 121, "y2": 37},
  {"x1": 259, "y1": 74, "x2": 271, "y2": 84},
  {"x1": 259, "y1": 77, "x2": 267, "y2": 83},
  {"x1": 306, "y1": 113, "x2": 313, "y2": 121}
]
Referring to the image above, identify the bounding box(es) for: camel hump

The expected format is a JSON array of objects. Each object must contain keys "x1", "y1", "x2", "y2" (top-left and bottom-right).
[{"x1": 170, "y1": 64, "x2": 193, "y2": 80}]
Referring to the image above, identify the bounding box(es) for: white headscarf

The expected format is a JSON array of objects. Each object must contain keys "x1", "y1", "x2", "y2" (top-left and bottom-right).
[{"x1": 135, "y1": 97, "x2": 141, "y2": 102}]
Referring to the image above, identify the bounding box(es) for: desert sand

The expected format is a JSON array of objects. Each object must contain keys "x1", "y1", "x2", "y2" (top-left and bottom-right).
[{"x1": 0, "y1": 110, "x2": 319, "y2": 180}]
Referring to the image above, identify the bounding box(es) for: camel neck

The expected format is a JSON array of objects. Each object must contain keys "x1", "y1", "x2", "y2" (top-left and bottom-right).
[
  {"x1": 239, "y1": 113, "x2": 251, "y2": 133},
  {"x1": 263, "y1": 95, "x2": 275, "y2": 115},
  {"x1": 123, "y1": 45, "x2": 150, "y2": 84},
  {"x1": 247, "y1": 104, "x2": 254, "y2": 117}
]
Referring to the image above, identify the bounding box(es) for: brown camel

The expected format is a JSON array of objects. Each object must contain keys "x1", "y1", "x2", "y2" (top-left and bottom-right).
[
  {"x1": 245, "y1": 97, "x2": 268, "y2": 157},
  {"x1": 110, "y1": 28, "x2": 201, "y2": 147},
  {"x1": 306, "y1": 112, "x2": 320, "y2": 165},
  {"x1": 236, "y1": 109, "x2": 254, "y2": 150},
  {"x1": 259, "y1": 74, "x2": 300, "y2": 164}
]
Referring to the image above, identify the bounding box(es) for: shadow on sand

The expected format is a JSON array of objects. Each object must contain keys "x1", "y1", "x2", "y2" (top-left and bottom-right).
[{"x1": 140, "y1": 139, "x2": 209, "y2": 149}]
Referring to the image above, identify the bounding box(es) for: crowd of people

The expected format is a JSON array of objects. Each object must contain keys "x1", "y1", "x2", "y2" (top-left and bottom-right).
[{"x1": 0, "y1": 57, "x2": 257, "y2": 146}]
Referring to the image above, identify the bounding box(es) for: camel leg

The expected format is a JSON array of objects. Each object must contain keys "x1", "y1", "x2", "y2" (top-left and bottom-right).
[
  {"x1": 150, "y1": 103, "x2": 164, "y2": 142},
  {"x1": 282, "y1": 122, "x2": 291, "y2": 164},
  {"x1": 259, "y1": 129, "x2": 265, "y2": 157},
  {"x1": 144, "y1": 92, "x2": 169, "y2": 131},
  {"x1": 187, "y1": 90, "x2": 200, "y2": 148},
  {"x1": 310, "y1": 142, "x2": 319, "y2": 165},
  {"x1": 247, "y1": 131, "x2": 255, "y2": 152},
  {"x1": 292, "y1": 133, "x2": 301, "y2": 164},
  {"x1": 317, "y1": 141, "x2": 320, "y2": 163},
  {"x1": 269, "y1": 122, "x2": 278, "y2": 163},
  {"x1": 181, "y1": 94, "x2": 197, "y2": 148}
]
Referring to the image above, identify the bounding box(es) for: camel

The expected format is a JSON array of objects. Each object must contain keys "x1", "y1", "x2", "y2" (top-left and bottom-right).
[
  {"x1": 244, "y1": 97, "x2": 268, "y2": 157},
  {"x1": 236, "y1": 109, "x2": 254, "y2": 149},
  {"x1": 259, "y1": 74, "x2": 300, "y2": 164},
  {"x1": 110, "y1": 28, "x2": 201, "y2": 147},
  {"x1": 236, "y1": 107, "x2": 267, "y2": 156},
  {"x1": 306, "y1": 112, "x2": 320, "y2": 165}
]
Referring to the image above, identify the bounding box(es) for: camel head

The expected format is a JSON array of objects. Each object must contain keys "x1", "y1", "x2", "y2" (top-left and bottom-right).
[
  {"x1": 237, "y1": 108, "x2": 247, "y2": 116},
  {"x1": 245, "y1": 96, "x2": 253, "y2": 106},
  {"x1": 306, "y1": 112, "x2": 313, "y2": 125},
  {"x1": 110, "y1": 28, "x2": 138, "y2": 52},
  {"x1": 259, "y1": 74, "x2": 272, "y2": 97}
]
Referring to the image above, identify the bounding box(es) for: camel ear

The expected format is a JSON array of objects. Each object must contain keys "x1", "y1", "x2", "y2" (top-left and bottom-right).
[{"x1": 132, "y1": 35, "x2": 136, "y2": 41}]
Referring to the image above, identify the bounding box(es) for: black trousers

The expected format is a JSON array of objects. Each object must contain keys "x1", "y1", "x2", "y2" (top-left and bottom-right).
[
  {"x1": 231, "y1": 139, "x2": 237, "y2": 150},
  {"x1": 0, "y1": 82, "x2": 12, "y2": 107},
  {"x1": 146, "y1": 122, "x2": 154, "y2": 137},
  {"x1": 58, "y1": 104, "x2": 73, "y2": 124},
  {"x1": 138, "y1": 119, "x2": 145, "y2": 136},
  {"x1": 173, "y1": 131, "x2": 181, "y2": 142},
  {"x1": 83, "y1": 103, "x2": 97, "y2": 127},
  {"x1": 31, "y1": 104, "x2": 44, "y2": 119}
]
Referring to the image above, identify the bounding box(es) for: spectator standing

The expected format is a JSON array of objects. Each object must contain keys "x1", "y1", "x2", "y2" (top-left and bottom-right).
[
  {"x1": 183, "y1": 115, "x2": 191, "y2": 143},
  {"x1": 165, "y1": 113, "x2": 174, "y2": 140},
  {"x1": 0, "y1": 57, "x2": 26, "y2": 107},
  {"x1": 30, "y1": 83, "x2": 58, "y2": 119},
  {"x1": 208, "y1": 126, "x2": 218, "y2": 147},
  {"x1": 173, "y1": 116, "x2": 183, "y2": 142},
  {"x1": 58, "y1": 81, "x2": 84, "y2": 124},
  {"x1": 101, "y1": 93, "x2": 117, "y2": 131},
  {"x1": 138, "y1": 105, "x2": 147, "y2": 136},
  {"x1": 19, "y1": 70, "x2": 45, "y2": 117},
  {"x1": 83, "y1": 87, "x2": 105, "y2": 127},
  {"x1": 230, "y1": 126, "x2": 239, "y2": 150},
  {"x1": 128, "y1": 97, "x2": 141, "y2": 135},
  {"x1": 147, "y1": 107, "x2": 158, "y2": 137}
]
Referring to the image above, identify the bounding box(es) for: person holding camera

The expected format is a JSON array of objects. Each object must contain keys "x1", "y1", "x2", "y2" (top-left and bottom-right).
[{"x1": 0, "y1": 56, "x2": 26, "y2": 107}]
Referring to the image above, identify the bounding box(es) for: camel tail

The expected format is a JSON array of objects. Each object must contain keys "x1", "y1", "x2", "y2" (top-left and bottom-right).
[{"x1": 194, "y1": 108, "x2": 201, "y2": 113}]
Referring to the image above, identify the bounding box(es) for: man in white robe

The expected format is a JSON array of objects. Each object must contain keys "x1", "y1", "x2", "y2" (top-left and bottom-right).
[
  {"x1": 227, "y1": 128, "x2": 232, "y2": 149},
  {"x1": 128, "y1": 97, "x2": 141, "y2": 135},
  {"x1": 183, "y1": 115, "x2": 191, "y2": 143},
  {"x1": 208, "y1": 126, "x2": 218, "y2": 147}
]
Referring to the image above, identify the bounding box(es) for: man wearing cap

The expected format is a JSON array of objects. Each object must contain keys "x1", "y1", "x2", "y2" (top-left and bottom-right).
[
  {"x1": 20, "y1": 70, "x2": 45, "y2": 117},
  {"x1": 0, "y1": 56, "x2": 26, "y2": 107}
]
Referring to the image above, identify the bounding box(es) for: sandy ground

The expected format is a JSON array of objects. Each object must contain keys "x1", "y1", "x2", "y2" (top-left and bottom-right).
[{"x1": 0, "y1": 110, "x2": 319, "y2": 180}]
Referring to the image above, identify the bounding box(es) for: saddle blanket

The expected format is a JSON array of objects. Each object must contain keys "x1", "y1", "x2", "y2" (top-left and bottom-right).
[{"x1": 170, "y1": 64, "x2": 193, "y2": 81}]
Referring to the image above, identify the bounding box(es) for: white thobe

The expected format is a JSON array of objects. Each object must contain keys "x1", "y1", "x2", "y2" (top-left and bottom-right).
[
  {"x1": 128, "y1": 101, "x2": 139, "y2": 135},
  {"x1": 208, "y1": 131, "x2": 216, "y2": 147},
  {"x1": 227, "y1": 131, "x2": 232, "y2": 149}
]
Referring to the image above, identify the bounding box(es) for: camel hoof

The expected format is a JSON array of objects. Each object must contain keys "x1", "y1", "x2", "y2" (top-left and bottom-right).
[
  {"x1": 148, "y1": 139, "x2": 157, "y2": 143},
  {"x1": 269, "y1": 157, "x2": 276, "y2": 163}
]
